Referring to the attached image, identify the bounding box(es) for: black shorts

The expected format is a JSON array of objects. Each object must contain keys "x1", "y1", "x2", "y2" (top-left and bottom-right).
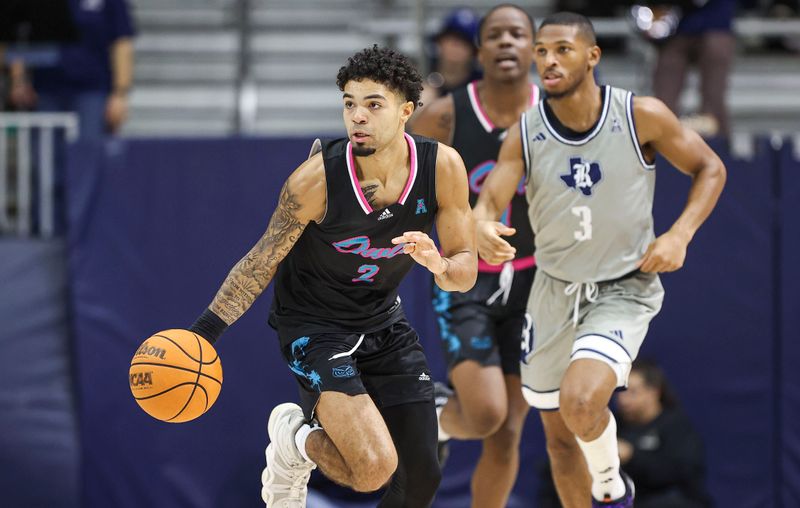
[
  {"x1": 432, "y1": 266, "x2": 535, "y2": 376},
  {"x1": 279, "y1": 318, "x2": 434, "y2": 420}
]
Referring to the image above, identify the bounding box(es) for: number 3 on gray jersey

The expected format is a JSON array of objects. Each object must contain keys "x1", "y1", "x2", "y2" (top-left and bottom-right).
[{"x1": 571, "y1": 206, "x2": 592, "y2": 241}]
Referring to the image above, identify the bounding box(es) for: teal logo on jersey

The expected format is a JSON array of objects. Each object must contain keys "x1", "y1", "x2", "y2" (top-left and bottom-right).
[
  {"x1": 561, "y1": 157, "x2": 602, "y2": 196},
  {"x1": 416, "y1": 198, "x2": 427, "y2": 214}
]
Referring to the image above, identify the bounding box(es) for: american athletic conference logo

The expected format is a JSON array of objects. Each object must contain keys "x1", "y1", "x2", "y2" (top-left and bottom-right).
[{"x1": 560, "y1": 156, "x2": 602, "y2": 196}]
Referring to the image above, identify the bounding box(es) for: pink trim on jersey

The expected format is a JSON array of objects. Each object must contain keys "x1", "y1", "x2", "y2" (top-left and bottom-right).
[
  {"x1": 530, "y1": 84, "x2": 540, "y2": 107},
  {"x1": 467, "y1": 81, "x2": 540, "y2": 133},
  {"x1": 467, "y1": 82, "x2": 495, "y2": 132},
  {"x1": 398, "y1": 132, "x2": 418, "y2": 205},
  {"x1": 346, "y1": 143, "x2": 373, "y2": 214},
  {"x1": 478, "y1": 255, "x2": 536, "y2": 273},
  {"x1": 346, "y1": 133, "x2": 418, "y2": 214}
]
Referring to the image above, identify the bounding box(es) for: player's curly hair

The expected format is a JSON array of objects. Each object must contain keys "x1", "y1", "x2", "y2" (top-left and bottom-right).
[{"x1": 336, "y1": 45, "x2": 423, "y2": 108}]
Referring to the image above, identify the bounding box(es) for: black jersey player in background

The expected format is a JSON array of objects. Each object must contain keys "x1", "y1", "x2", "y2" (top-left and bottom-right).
[
  {"x1": 410, "y1": 5, "x2": 539, "y2": 508},
  {"x1": 186, "y1": 46, "x2": 477, "y2": 507}
]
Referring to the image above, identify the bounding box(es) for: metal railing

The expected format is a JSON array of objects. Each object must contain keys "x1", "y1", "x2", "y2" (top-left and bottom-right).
[{"x1": 0, "y1": 113, "x2": 79, "y2": 238}]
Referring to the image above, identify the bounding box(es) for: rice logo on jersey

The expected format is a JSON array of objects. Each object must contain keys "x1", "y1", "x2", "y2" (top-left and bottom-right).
[{"x1": 561, "y1": 156, "x2": 602, "y2": 196}]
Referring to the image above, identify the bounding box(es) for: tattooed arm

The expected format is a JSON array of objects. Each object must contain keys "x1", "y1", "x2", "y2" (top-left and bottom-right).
[
  {"x1": 207, "y1": 155, "x2": 327, "y2": 325},
  {"x1": 408, "y1": 94, "x2": 455, "y2": 145}
]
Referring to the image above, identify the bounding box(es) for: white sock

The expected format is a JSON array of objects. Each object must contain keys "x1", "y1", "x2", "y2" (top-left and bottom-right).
[
  {"x1": 576, "y1": 412, "x2": 625, "y2": 501},
  {"x1": 294, "y1": 423, "x2": 322, "y2": 465},
  {"x1": 436, "y1": 405, "x2": 451, "y2": 442}
]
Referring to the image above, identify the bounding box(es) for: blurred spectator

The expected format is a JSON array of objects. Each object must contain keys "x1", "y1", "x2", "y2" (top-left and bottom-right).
[
  {"x1": 556, "y1": 0, "x2": 632, "y2": 51},
  {"x1": 0, "y1": 48, "x2": 7, "y2": 111},
  {"x1": 615, "y1": 359, "x2": 712, "y2": 508},
  {"x1": 770, "y1": 0, "x2": 800, "y2": 16},
  {"x1": 556, "y1": 0, "x2": 622, "y2": 16},
  {"x1": 419, "y1": 7, "x2": 482, "y2": 108},
  {"x1": 646, "y1": 0, "x2": 737, "y2": 138},
  {"x1": 6, "y1": 0, "x2": 136, "y2": 138},
  {"x1": 767, "y1": 0, "x2": 800, "y2": 53},
  {"x1": 537, "y1": 359, "x2": 712, "y2": 508}
]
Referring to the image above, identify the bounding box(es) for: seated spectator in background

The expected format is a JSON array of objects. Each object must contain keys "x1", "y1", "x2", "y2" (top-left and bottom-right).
[
  {"x1": 645, "y1": 0, "x2": 737, "y2": 139},
  {"x1": 7, "y1": 0, "x2": 136, "y2": 139},
  {"x1": 537, "y1": 359, "x2": 712, "y2": 507},
  {"x1": 615, "y1": 359, "x2": 712, "y2": 508},
  {"x1": 419, "y1": 7, "x2": 482, "y2": 108}
]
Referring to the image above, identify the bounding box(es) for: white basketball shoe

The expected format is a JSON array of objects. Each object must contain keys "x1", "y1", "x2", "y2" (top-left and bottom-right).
[{"x1": 261, "y1": 403, "x2": 316, "y2": 507}]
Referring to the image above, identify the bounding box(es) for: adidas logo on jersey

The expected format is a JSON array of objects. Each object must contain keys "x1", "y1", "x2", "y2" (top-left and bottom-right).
[
  {"x1": 532, "y1": 132, "x2": 546, "y2": 142},
  {"x1": 377, "y1": 209, "x2": 393, "y2": 221},
  {"x1": 418, "y1": 373, "x2": 431, "y2": 381}
]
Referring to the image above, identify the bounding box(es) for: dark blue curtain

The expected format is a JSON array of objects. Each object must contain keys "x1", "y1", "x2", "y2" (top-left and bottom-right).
[
  {"x1": 0, "y1": 239, "x2": 79, "y2": 508},
  {"x1": 779, "y1": 140, "x2": 800, "y2": 508}
]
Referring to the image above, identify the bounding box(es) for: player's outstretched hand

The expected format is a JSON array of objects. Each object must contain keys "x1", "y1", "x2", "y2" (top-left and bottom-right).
[
  {"x1": 392, "y1": 231, "x2": 447, "y2": 275},
  {"x1": 637, "y1": 229, "x2": 689, "y2": 273},
  {"x1": 476, "y1": 220, "x2": 516, "y2": 266}
]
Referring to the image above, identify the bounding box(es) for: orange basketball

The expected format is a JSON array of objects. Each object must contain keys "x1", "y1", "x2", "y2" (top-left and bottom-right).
[{"x1": 129, "y1": 329, "x2": 223, "y2": 423}]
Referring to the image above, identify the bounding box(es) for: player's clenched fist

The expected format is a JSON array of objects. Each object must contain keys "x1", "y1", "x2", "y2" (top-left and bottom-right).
[
  {"x1": 637, "y1": 229, "x2": 689, "y2": 273},
  {"x1": 392, "y1": 231, "x2": 447, "y2": 275}
]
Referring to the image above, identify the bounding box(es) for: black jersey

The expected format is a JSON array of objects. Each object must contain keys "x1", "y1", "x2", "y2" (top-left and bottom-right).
[
  {"x1": 452, "y1": 81, "x2": 539, "y2": 272},
  {"x1": 269, "y1": 133, "x2": 439, "y2": 342}
]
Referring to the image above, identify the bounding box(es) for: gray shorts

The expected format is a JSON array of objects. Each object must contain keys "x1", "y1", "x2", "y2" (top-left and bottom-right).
[{"x1": 521, "y1": 269, "x2": 664, "y2": 410}]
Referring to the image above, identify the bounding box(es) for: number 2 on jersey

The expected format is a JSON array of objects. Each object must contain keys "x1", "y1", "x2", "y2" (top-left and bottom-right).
[
  {"x1": 571, "y1": 206, "x2": 592, "y2": 241},
  {"x1": 352, "y1": 264, "x2": 379, "y2": 283}
]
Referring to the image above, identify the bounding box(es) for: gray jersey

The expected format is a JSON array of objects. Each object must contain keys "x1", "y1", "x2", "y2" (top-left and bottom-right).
[{"x1": 522, "y1": 85, "x2": 656, "y2": 283}]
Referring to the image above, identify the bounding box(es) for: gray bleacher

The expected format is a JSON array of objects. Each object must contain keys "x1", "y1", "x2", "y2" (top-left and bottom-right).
[
  {"x1": 125, "y1": 0, "x2": 800, "y2": 138},
  {"x1": 125, "y1": 0, "x2": 239, "y2": 136}
]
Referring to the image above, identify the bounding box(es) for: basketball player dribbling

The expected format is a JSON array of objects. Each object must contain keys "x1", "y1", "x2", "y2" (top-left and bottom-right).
[
  {"x1": 410, "y1": 5, "x2": 539, "y2": 507},
  {"x1": 474, "y1": 12, "x2": 726, "y2": 508},
  {"x1": 186, "y1": 45, "x2": 477, "y2": 507}
]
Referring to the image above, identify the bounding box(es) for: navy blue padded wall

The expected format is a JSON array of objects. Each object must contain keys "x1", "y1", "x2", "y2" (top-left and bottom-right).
[
  {"x1": 64, "y1": 137, "x2": 785, "y2": 508},
  {"x1": 0, "y1": 240, "x2": 79, "y2": 508},
  {"x1": 66, "y1": 139, "x2": 310, "y2": 508},
  {"x1": 779, "y1": 140, "x2": 800, "y2": 508},
  {"x1": 642, "y1": 140, "x2": 777, "y2": 507}
]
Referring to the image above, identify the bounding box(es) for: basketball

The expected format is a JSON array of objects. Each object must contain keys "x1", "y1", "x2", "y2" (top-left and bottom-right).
[{"x1": 129, "y1": 329, "x2": 223, "y2": 423}]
